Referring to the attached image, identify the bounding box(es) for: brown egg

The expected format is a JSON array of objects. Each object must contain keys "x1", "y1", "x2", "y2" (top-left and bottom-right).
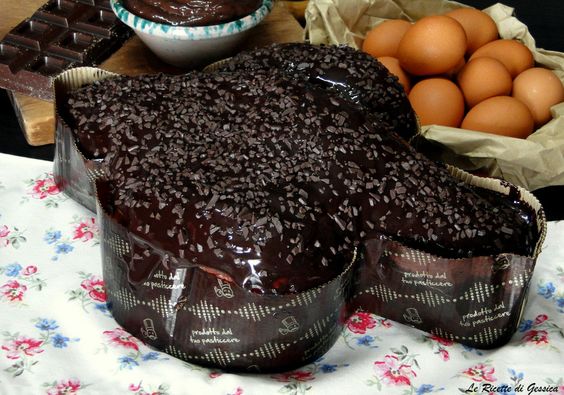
[
  {"x1": 513, "y1": 67, "x2": 564, "y2": 126},
  {"x1": 408, "y1": 78, "x2": 465, "y2": 127},
  {"x1": 443, "y1": 57, "x2": 466, "y2": 79},
  {"x1": 377, "y1": 56, "x2": 411, "y2": 93},
  {"x1": 397, "y1": 15, "x2": 467, "y2": 76},
  {"x1": 457, "y1": 57, "x2": 512, "y2": 107},
  {"x1": 469, "y1": 39, "x2": 534, "y2": 77},
  {"x1": 445, "y1": 8, "x2": 498, "y2": 54},
  {"x1": 362, "y1": 20, "x2": 411, "y2": 58},
  {"x1": 461, "y1": 96, "x2": 534, "y2": 138}
]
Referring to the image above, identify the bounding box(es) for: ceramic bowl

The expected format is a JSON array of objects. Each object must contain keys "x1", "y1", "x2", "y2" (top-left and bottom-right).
[{"x1": 110, "y1": 0, "x2": 273, "y2": 68}]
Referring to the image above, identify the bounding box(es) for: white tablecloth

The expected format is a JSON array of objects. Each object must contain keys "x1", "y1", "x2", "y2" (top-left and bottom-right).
[{"x1": 0, "y1": 153, "x2": 562, "y2": 395}]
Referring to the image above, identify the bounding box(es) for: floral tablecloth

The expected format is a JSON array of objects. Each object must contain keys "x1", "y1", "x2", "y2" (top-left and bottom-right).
[{"x1": 0, "y1": 152, "x2": 562, "y2": 395}]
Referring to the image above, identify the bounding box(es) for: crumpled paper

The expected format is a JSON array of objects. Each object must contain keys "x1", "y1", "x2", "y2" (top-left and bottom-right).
[{"x1": 305, "y1": 0, "x2": 564, "y2": 191}]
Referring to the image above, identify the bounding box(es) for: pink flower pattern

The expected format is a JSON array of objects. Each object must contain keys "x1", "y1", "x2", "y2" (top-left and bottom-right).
[
  {"x1": 0, "y1": 263, "x2": 44, "y2": 305},
  {"x1": 0, "y1": 225, "x2": 10, "y2": 247},
  {"x1": 429, "y1": 334, "x2": 454, "y2": 347},
  {"x1": 373, "y1": 355, "x2": 416, "y2": 386},
  {"x1": 379, "y1": 319, "x2": 392, "y2": 328},
  {"x1": 2, "y1": 336, "x2": 44, "y2": 359},
  {"x1": 29, "y1": 177, "x2": 60, "y2": 199},
  {"x1": 534, "y1": 314, "x2": 548, "y2": 325},
  {"x1": 1, "y1": 279, "x2": 28, "y2": 302},
  {"x1": 128, "y1": 381, "x2": 169, "y2": 395},
  {"x1": 104, "y1": 328, "x2": 140, "y2": 351},
  {"x1": 425, "y1": 333, "x2": 454, "y2": 361},
  {"x1": 522, "y1": 330, "x2": 549, "y2": 345},
  {"x1": 46, "y1": 378, "x2": 82, "y2": 395},
  {"x1": 346, "y1": 312, "x2": 377, "y2": 334},
  {"x1": 272, "y1": 370, "x2": 315, "y2": 382},
  {"x1": 23, "y1": 265, "x2": 38, "y2": 276},
  {"x1": 80, "y1": 276, "x2": 107, "y2": 303},
  {"x1": 438, "y1": 348, "x2": 450, "y2": 361},
  {"x1": 462, "y1": 363, "x2": 496, "y2": 383},
  {"x1": 72, "y1": 217, "x2": 98, "y2": 242}
]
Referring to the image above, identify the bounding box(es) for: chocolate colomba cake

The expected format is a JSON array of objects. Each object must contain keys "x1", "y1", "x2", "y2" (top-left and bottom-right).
[
  {"x1": 65, "y1": 44, "x2": 418, "y2": 160},
  {"x1": 64, "y1": 73, "x2": 176, "y2": 159},
  {"x1": 216, "y1": 43, "x2": 419, "y2": 141},
  {"x1": 76, "y1": 68, "x2": 539, "y2": 296}
]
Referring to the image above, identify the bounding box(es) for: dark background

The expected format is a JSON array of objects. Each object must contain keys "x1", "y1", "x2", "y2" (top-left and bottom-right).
[{"x1": 0, "y1": 0, "x2": 563, "y2": 218}]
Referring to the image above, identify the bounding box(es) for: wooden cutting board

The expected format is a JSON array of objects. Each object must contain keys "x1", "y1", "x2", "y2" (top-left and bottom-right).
[{"x1": 2, "y1": 2, "x2": 305, "y2": 146}]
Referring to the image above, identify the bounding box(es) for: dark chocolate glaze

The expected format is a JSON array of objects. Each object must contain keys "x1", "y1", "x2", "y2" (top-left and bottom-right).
[
  {"x1": 66, "y1": 73, "x2": 175, "y2": 159},
  {"x1": 67, "y1": 44, "x2": 418, "y2": 159},
  {"x1": 122, "y1": 0, "x2": 263, "y2": 26},
  {"x1": 68, "y1": 67, "x2": 538, "y2": 296},
  {"x1": 217, "y1": 43, "x2": 419, "y2": 142}
]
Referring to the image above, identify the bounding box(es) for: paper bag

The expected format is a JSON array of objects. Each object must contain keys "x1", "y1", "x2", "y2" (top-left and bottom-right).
[{"x1": 305, "y1": 0, "x2": 564, "y2": 191}]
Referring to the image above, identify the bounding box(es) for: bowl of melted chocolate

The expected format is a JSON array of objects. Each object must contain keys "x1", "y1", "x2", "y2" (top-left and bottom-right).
[{"x1": 110, "y1": 0, "x2": 273, "y2": 68}]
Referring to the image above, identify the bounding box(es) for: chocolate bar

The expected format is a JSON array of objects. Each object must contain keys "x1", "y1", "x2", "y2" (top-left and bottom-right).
[{"x1": 0, "y1": 0, "x2": 132, "y2": 100}]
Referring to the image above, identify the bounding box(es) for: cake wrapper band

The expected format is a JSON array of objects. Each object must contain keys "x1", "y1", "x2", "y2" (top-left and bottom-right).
[
  {"x1": 96, "y1": 179, "x2": 357, "y2": 372},
  {"x1": 53, "y1": 67, "x2": 119, "y2": 212}
]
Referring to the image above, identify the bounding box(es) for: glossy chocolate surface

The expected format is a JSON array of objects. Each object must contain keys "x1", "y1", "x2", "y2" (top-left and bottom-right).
[
  {"x1": 0, "y1": 0, "x2": 131, "y2": 100},
  {"x1": 122, "y1": 0, "x2": 262, "y2": 26},
  {"x1": 217, "y1": 43, "x2": 419, "y2": 142},
  {"x1": 66, "y1": 60, "x2": 538, "y2": 296}
]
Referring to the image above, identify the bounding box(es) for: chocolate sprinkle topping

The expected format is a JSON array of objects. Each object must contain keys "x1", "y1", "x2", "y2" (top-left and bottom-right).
[
  {"x1": 216, "y1": 43, "x2": 419, "y2": 142},
  {"x1": 66, "y1": 44, "x2": 538, "y2": 296}
]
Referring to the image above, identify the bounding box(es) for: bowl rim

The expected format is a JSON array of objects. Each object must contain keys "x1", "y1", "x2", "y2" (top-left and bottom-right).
[{"x1": 110, "y1": 0, "x2": 274, "y2": 40}]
